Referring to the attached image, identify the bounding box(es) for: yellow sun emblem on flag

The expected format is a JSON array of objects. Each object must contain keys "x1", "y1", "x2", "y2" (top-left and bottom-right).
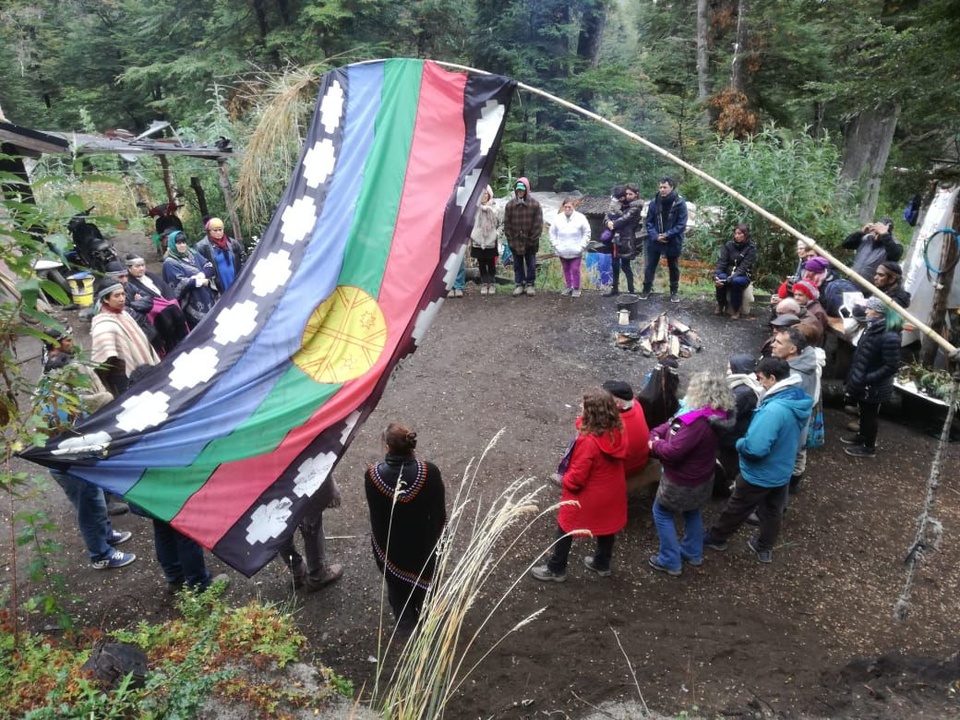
[{"x1": 293, "y1": 286, "x2": 387, "y2": 383}]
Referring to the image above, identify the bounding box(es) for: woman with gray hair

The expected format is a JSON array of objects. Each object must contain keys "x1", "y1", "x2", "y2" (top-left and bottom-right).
[{"x1": 647, "y1": 372, "x2": 735, "y2": 576}]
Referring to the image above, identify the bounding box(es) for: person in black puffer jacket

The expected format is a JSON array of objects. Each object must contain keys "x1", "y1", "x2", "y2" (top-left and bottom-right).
[
  {"x1": 841, "y1": 297, "x2": 902, "y2": 458},
  {"x1": 603, "y1": 183, "x2": 644, "y2": 296}
]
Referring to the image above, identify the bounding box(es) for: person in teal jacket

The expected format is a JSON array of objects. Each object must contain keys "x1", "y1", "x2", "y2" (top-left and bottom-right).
[{"x1": 703, "y1": 357, "x2": 812, "y2": 564}]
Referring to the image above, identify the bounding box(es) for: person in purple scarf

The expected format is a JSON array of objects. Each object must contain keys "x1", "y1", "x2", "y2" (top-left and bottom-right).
[{"x1": 647, "y1": 372, "x2": 735, "y2": 576}]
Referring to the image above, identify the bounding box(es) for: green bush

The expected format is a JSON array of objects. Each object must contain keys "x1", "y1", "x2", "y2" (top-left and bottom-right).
[{"x1": 688, "y1": 125, "x2": 856, "y2": 290}]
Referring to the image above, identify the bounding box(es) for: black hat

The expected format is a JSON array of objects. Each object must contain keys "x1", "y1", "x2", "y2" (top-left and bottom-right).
[
  {"x1": 771, "y1": 313, "x2": 800, "y2": 327},
  {"x1": 602, "y1": 380, "x2": 634, "y2": 401}
]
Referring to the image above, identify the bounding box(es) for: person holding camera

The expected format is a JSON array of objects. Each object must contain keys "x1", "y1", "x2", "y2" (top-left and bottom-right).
[
  {"x1": 841, "y1": 218, "x2": 903, "y2": 286},
  {"x1": 713, "y1": 224, "x2": 757, "y2": 319}
]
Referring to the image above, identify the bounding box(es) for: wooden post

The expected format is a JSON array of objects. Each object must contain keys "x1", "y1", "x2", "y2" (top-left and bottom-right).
[
  {"x1": 190, "y1": 176, "x2": 209, "y2": 219},
  {"x1": 217, "y1": 158, "x2": 242, "y2": 245},
  {"x1": 158, "y1": 155, "x2": 175, "y2": 204},
  {"x1": 921, "y1": 211, "x2": 960, "y2": 367}
]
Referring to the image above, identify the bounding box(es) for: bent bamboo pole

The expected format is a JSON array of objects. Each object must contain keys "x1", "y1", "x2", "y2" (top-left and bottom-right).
[{"x1": 430, "y1": 60, "x2": 960, "y2": 360}]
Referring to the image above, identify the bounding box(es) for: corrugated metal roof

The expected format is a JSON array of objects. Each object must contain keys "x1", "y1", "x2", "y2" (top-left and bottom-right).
[{"x1": 0, "y1": 120, "x2": 231, "y2": 160}]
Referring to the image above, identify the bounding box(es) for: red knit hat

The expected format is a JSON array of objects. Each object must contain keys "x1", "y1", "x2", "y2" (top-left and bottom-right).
[{"x1": 793, "y1": 280, "x2": 819, "y2": 300}]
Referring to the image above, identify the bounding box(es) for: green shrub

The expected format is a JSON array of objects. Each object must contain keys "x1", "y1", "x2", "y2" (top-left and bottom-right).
[{"x1": 688, "y1": 125, "x2": 856, "y2": 290}]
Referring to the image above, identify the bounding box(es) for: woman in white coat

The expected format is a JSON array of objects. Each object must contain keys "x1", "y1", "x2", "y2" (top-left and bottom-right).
[{"x1": 549, "y1": 198, "x2": 591, "y2": 297}]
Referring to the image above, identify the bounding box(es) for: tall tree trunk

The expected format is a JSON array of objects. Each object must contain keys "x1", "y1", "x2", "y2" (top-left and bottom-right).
[
  {"x1": 730, "y1": 0, "x2": 749, "y2": 94},
  {"x1": 696, "y1": 0, "x2": 711, "y2": 127},
  {"x1": 576, "y1": 2, "x2": 607, "y2": 68},
  {"x1": 840, "y1": 103, "x2": 901, "y2": 223}
]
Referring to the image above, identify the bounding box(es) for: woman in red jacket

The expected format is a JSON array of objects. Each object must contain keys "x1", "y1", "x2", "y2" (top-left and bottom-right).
[{"x1": 531, "y1": 389, "x2": 628, "y2": 582}]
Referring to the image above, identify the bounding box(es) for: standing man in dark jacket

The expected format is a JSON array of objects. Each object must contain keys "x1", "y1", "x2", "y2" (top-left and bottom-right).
[
  {"x1": 195, "y1": 217, "x2": 245, "y2": 294},
  {"x1": 603, "y1": 183, "x2": 644, "y2": 297},
  {"x1": 841, "y1": 297, "x2": 902, "y2": 458},
  {"x1": 642, "y1": 176, "x2": 688, "y2": 303},
  {"x1": 842, "y1": 218, "x2": 902, "y2": 286},
  {"x1": 504, "y1": 177, "x2": 543, "y2": 297}
]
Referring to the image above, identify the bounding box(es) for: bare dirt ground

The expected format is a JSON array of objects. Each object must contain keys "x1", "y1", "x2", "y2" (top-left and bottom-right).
[{"x1": 5, "y1": 231, "x2": 960, "y2": 719}]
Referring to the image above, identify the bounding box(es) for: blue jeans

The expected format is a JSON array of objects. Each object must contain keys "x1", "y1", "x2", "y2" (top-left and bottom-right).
[
  {"x1": 715, "y1": 273, "x2": 750, "y2": 310},
  {"x1": 652, "y1": 498, "x2": 703, "y2": 571},
  {"x1": 153, "y1": 519, "x2": 211, "y2": 589},
  {"x1": 512, "y1": 251, "x2": 537, "y2": 287},
  {"x1": 453, "y1": 259, "x2": 466, "y2": 291},
  {"x1": 50, "y1": 470, "x2": 115, "y2": 562}
]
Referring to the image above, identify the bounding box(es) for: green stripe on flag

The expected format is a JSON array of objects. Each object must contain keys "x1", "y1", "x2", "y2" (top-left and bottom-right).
[
  {"x1": 339, "y1": 58, "x2": 423, "y2": 294},
  {"x1": 127, "y1": 369, "x2": 340, "y2": 520}
]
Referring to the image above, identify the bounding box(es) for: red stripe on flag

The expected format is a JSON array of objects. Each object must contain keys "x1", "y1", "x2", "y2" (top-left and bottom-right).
[{"x1": 172, "y1": 64, "x2": 469, "y2": 548}]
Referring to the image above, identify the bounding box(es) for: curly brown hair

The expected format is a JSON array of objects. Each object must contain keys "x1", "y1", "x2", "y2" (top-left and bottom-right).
[{"x1": 579, "y1": 388, "x2": 623, "y2": 436}]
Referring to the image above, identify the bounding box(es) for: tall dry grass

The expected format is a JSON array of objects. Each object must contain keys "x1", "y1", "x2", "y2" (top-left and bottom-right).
[{"x1": 370, "y1": 429, "x2": 566, "y2": 719}]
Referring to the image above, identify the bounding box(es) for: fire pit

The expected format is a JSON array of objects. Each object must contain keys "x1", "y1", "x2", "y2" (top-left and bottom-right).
[{"x1": 614, "y1": 312, "x2": 703, "y2": 359}]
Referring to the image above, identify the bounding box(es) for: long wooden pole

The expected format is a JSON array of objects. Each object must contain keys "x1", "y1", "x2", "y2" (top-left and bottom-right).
[{"x1": 426, "y1": 60, "x2": 960, "y2": 361}]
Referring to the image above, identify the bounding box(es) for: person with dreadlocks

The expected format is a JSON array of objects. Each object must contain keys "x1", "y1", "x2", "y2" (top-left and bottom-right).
[
  {"x1": 637, "y1": 357, "x2": 682, "y2": 430},
  {"x1": 162, "y1": 230, "x2": 218, "y2": 329}
]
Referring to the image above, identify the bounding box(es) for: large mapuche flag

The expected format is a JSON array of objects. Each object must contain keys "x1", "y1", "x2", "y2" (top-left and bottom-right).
[{"x1": 22, "y1": 59, "x2": 515, "y2": 576}]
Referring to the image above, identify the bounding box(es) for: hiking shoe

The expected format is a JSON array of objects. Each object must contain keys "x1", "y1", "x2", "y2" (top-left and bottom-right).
[
  {"x1": 601, "y1": 288, "x2": 617, "y2": 297},
  {"x1": 305, "y1": 564, "x2": 343, "y2": 591},
  {"x1": 670, "y1": 293, "x2": 680, "y2": 303},
  {"x1": 447, "y1": 289, "x2": 456, "y2": 298},
  {"x1": 583, "y1": 556, "x2": 612, "y2": 577},
  {"x1": 843, "y1": 404, "x2": 859, "y2": 416},
  {"x1": 109, "y1": 530, "x2": 132, "y2": 545},
  {"x1": 844, "y1": 445, "x2": 876, "y2": 458},
  {"x1": 730, "y1": 311, "x2": 741, "y2": 320},
  {"x1": 681, "y1": 554, "x2": 703, "y2": 567},
  {"x1": 454, "y1": 288, "x2": 464, "y2": 298},
  {"x1": 846, "y1": 420, "x2": 860, "y2": 433},
  {"x1": 745, "y1": 511, "x2": 760, "y2": 526},
  {"x1": 714, "y1": 304, "x2": 726, "y2": 315},
  {"x1": 638, "y1": 291, "x2": 650, "y2": 300},
  {"x1": 92, "y1": 550, "x2": 136, "y2": 570},
  {"x1": 530, "y1": 565, "x2": 566, "y2": 582},
  {"x1": 525, "y1": 285, "x2": 535, "y2": 296},
  {"x1": 512, "y1": 285, "x2": 525, "y2": 296},
  {"x1": 840, "y1": 434, "x2": 864, "y2": 445},
  {"x1": 107, "y1": 500, "x2": 129, "y2": 516},
  {"x1": 747, "y1": 537, "x2": 773, "y2": 564},
  {"x1": 561, "y1": 287, "x2": 573, "y2": 296},
  {"x1": 704, "y1": 537, "x2": 729, "y2": 552},
  {"x1": 648, "y1": 555, "x2": 682, "y2": 576},
  {"x1": 572, "y1": 289, "x2": 581, "y2": 298}
]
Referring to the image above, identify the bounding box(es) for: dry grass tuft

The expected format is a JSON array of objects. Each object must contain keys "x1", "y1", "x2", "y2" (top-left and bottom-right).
[{"x1": 371, "y1": 429, "x2": 562, "y2": 719}]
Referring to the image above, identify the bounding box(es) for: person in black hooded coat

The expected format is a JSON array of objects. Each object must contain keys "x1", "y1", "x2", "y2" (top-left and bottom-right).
[{"x1": 842, "y1": 298, "x2": 901, "y2": 458}]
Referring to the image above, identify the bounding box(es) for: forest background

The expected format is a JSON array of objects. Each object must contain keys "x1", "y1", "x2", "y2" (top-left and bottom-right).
[{"x1": 3, "y1": 0, "x2": 960, "y2": 283}]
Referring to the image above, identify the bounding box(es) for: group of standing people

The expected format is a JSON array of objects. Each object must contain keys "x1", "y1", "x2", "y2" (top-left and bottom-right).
[{"x1": 456, "y1": 176, "x2": 689, "y2": 300}]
